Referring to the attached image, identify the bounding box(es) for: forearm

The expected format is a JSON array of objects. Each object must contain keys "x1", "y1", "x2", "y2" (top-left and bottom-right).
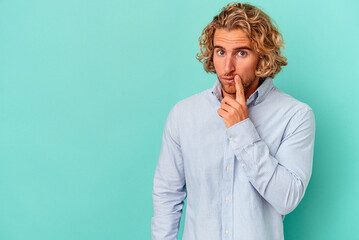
[
  {"x1": 151, "y1": 172, "x2": 186, "y2": 239},
  {"x1": 151, "y1": 104, "x2": 187, "y2": 239},
  {"x1": 227, "y1": 112, "x2": 315, "y2": 215},
  {"x1": 235, "y1": 139, "x2": 307, "y2": 215}
]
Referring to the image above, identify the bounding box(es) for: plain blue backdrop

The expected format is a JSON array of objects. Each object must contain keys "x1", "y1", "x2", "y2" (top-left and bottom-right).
[{"x1": 0, "y1": 0, "x2": 358, "y2": 239}]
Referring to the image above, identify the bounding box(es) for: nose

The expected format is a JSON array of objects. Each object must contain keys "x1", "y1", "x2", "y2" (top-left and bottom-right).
[{"x1": 224, "y1": 55, "x2": 235, "y2": 73}]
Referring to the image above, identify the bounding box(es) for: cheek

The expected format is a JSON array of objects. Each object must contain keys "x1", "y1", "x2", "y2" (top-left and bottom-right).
[
  {"x1": 235, "y1": 62, "x2": 250, "y2": 74},
  {"x1": 213, "y1": 57, "x2": 222, "y2": 72},
  {"x1": 250, "y1": 56, "x2": 260, "y2": 70},
  {"x1": 237, "y1": 58, "x2": 258, "y2": 73}
]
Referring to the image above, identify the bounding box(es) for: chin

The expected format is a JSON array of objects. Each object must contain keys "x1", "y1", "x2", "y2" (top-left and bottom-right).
[{"x1": 223, "y1": 87, "x2": 236, "y2": 95}]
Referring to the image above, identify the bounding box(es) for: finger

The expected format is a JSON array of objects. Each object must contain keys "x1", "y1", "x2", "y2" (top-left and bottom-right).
[
  {"x1": 217, "y1": 108, "x2": 223, "y2": 117},
  {"x1": 221, "y1": 101, "x2": 235, "y2": 113},
  {"x1": 235, "y1": 75, "x2": 246, "y2": 105},
  {"x1": 222, "y1": 96, "x2": 240, "y2": 109},
  {"x1": 217, "y1": 108, "x2": 228, "y2": 118}
]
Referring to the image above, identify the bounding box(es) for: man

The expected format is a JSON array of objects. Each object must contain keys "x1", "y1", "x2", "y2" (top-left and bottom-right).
[{"x1": 151, "y1": 2, "x2": 315, "y2": 240}]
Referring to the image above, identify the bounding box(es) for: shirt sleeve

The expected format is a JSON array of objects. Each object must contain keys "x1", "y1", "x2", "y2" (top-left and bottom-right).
[
  {"x1": 151, "y1": 104, "x2": 187, "y2": 240},
  {"x1": 226, "y1": 109, "x2": 315, "y2": 215}
]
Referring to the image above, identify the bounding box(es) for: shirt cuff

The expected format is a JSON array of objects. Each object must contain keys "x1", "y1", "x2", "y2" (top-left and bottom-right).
[{"x1": 226, "y1": 118, "x2": 261, "y2": 150}]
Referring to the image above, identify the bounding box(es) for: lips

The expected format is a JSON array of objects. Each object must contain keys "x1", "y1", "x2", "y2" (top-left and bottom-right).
[{"x1": 222, "y1": 77, "x2": 234, "y2": 82}]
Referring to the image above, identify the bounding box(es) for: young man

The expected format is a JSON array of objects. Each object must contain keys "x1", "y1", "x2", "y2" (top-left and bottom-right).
[{"x1": 151, "y1": 2, "x2": 315, "y2": 240}]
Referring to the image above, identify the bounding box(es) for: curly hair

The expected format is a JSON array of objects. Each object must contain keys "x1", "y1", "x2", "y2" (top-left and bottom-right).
[{"x1": 196, "y1": 2, "x2": 287, "y2": 78}]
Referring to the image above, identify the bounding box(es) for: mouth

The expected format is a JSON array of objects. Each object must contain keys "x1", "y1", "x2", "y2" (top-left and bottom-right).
[{"x1": 222, "y1": 77, "x2": 234, "y2": 83}]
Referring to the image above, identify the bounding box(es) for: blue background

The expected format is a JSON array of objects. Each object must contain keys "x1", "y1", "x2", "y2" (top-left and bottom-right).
[{"x1": 0, "y1": 0, "x2": 358, "y2": 239}]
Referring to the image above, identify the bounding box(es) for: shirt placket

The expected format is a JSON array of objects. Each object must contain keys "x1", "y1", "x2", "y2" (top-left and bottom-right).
[{"x1": 221, "y1": 138, "x2": 234, "y2": 240}]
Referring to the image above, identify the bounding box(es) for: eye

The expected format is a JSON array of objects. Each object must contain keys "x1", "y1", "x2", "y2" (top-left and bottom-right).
[
  {"x1": 217, "y1": 49, "x2": 225, "y2": 56},
  {"x1": 238, "y1": 51, "x2": 247, "y2": 57}
]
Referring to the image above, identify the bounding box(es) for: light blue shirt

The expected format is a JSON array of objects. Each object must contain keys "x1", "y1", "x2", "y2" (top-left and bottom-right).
[{"x1": 151, "y1": 77, "x2": 315, "y2": 240}]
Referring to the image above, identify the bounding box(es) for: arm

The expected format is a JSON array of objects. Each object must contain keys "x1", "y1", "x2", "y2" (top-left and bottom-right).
[
  {"x1": 227, "y1": 109, "x2": 315, "y2": 215},
  {"x1": 151, "y1": 104, "x2": 187, "y2": 239}
]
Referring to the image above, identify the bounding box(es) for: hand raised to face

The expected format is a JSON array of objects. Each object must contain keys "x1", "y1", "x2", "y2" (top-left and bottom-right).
[{"x1": 217, "y1": 75, "x2": 249, "y2": 128}]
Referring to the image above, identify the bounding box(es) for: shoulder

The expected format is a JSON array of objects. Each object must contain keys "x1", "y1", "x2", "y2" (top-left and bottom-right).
[
  {"x1": 170, "y1": 88, "x2": 211, "y2": 114},
  {"x1": 266, "y1": 86, "x2": 315, "y2": 133},
  {"x1": 163, "y1": 89, "x2": 210, "y2": 138},
  {"x1": 268, "y1": 86, "x2": 314, "y2": 116}
]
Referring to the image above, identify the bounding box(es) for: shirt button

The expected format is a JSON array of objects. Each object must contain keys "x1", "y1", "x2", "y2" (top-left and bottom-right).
[
  {"x1": 241, "y1": 163, "x2": 245, "y2": 168},
  {"x1": 229, "y1": 137, "x2": 234, "y2": 141},
  {"x1": 225, "y1": 197, "x2": 229, "y2": 202},
  {"x1": 226, "y1": 166, "x2": 230, "y2": 171},
  {"x1": 225, "y1": 230, "x2": 229, "y2": 234}
]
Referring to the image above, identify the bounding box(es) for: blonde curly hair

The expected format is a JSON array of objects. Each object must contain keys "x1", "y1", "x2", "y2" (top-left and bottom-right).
[{"x1": 196, "y1": 2, "x2": 287, "y2": 78}]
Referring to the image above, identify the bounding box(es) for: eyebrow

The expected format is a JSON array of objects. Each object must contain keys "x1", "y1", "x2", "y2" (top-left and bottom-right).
[{"x1": 214, "y1": 45, "x2": 252, "y2": 51}]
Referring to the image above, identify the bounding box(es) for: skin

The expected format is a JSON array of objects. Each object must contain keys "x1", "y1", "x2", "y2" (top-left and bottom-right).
[{"x1": 214, "y1": 28, "x2": 261, "y2": 128}]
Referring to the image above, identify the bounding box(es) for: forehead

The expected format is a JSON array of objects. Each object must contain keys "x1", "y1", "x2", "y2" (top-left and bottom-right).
[{"x1": 213, "y1": 28, "x2": 252, "y2": 47}]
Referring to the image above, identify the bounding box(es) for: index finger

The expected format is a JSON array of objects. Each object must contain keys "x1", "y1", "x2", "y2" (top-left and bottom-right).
[{"x1": 235, "y1": 75, "x2": 246, "y2": 104}]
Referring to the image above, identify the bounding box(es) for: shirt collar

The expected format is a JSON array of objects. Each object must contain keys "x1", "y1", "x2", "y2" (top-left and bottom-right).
[{"x1": 211, "y1": 77, "x2": 274, "y2": 105}]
